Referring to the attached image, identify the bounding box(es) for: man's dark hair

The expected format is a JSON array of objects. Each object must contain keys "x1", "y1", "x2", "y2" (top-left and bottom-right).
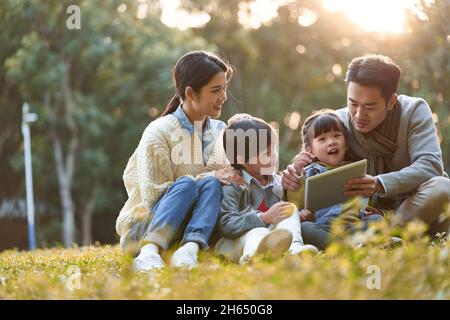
[{"x1": 345, "y1": 55, "x2": 401, "y2": 102}]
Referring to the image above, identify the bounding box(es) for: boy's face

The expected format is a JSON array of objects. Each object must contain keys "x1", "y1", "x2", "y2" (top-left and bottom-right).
[
  {"x1": 307, "y1": 129, "x2": 346, "y2": 166},
  {"x1": 241, "y1": 141, "x2": 278, "y2": 177}
]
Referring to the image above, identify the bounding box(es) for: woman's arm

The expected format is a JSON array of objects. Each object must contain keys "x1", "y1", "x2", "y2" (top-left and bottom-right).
[{"x1": 137, "y1": 131, "x2": 175, "y2": 212}]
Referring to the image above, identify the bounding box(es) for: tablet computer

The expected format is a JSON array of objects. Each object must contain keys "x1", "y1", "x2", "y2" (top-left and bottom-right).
[{"x1": 304, "y1": 159, "x2": 367, "y2": 212}]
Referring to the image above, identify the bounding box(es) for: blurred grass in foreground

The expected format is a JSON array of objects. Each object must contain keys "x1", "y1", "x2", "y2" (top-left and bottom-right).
[{"x1": 0, "y1": 216, "x2": 448, "y2": 299}]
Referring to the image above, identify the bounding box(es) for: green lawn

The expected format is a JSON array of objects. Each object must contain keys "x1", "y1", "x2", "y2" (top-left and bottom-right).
[{"x1": 0, "y1": 220, "x2": 448, "y2": 299}]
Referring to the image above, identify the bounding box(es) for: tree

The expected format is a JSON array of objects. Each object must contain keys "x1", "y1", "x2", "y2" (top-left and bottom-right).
[{"x1": 2, "y1": 0, "x2": 208, "y2": 246}]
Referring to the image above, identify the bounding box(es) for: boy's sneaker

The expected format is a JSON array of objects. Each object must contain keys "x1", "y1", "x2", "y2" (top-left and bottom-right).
[
  {"x1": 288, "y1": 242, "x2": 319, "y2": 255},
  {"x1": 170, "y1": 243, "x2": 199, "y2": 269},
  {"x1": 133, "y1": 251, "x2": 165, "y2": 272},
  {"x1": 256, "y1": 228, "x2": 293, "y2": 255}
]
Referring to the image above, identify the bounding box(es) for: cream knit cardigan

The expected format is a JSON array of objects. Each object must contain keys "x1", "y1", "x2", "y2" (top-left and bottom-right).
[{"x1": 116, "y1": 114, "x2": 228, "y2": 237}]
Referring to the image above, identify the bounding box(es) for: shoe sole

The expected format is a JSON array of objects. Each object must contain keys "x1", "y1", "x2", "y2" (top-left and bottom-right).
[
  {"x1": 133, "y1": 263, "x2": 164, "y2": 272},
  {"x1": 293, "y1": 245, "x2": 319, "y2": 255},
  {"x1": 256, "y1": 229, "x2": 293, "y2": 255}
]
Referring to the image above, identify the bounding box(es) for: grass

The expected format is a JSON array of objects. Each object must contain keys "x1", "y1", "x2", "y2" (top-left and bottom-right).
[{"x1": 0, "y1": 219, "x2": 449, "y2": 300}]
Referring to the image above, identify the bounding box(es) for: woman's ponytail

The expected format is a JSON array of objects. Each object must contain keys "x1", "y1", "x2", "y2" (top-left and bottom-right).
[{"x1": 161, "y1": 94, "x2": 180, "y2": 117}]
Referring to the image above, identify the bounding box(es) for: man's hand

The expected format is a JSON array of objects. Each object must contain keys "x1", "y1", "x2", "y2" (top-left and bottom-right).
[{"x1": 344, "y1": 175, "x2": 384, "y2": 197}]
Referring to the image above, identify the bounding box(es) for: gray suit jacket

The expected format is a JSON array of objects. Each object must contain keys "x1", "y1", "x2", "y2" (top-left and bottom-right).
[{"x1": 336, "y1": 94, "x2": 447, "y2": 204}]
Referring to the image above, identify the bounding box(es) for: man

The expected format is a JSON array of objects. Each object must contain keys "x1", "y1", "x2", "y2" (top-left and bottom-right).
[{"x1": 282, "y1": 55, "x2": 450, "y2": 249}]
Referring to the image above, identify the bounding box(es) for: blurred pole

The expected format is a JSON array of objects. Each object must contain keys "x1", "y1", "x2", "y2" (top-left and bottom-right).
[{"x1": 21, "y1": 102, "x2": 38, "y2": 250}]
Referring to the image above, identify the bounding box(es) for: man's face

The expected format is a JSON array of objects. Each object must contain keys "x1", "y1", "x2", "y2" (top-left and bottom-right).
[{"x1": 347, "y1": 82, "x2": 396, "y2": 133}]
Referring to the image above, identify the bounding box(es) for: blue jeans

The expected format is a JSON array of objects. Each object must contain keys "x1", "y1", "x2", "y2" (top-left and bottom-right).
[{"x1": 128, "y1": 176, "x2": 222, "y2": 251}]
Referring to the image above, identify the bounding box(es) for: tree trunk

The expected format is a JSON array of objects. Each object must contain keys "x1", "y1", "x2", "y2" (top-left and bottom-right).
[
  {"x1": 52, "y1": 135, "x2": 76, "y2": 248},
  {"x1": 0, "y1": 127, "x2": 11, "y2": 159},
  {"x1": 81, "y1": 181, "x2": 100, "y2": 246},
  {"x1": 46, "y1": 58, "x2": 79, "y2": 247}
]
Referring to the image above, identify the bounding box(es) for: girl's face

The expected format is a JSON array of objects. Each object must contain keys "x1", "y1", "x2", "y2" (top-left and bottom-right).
[
  {"x1": 191, "y1": 72, "x2": 228, "y2": 119},
  {"x1": 307, "y1": 129, "x2": 347, "y2": 166}
]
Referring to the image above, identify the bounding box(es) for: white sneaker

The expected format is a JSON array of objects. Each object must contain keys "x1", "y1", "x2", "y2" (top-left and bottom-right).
[
  {"x1": 239, "y1": 254, "x2": 251, "y2": 265},
  {"x1": 288, "y1": 242, "x2": 319, "y2": 255},
  {"x1": 256, "y1": 228, "x2": 293, "y2": 255},
  {"x1": 133, "y1": 251, "x2": 165, "y2": 272},
  {"x1": 170, "y1": 243, "x2": 199, "y2": 269}
]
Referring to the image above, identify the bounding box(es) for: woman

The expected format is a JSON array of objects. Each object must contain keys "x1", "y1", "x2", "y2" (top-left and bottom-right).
[{"x1": 116, "y1": 51, "x2": 242, "y2": 271}]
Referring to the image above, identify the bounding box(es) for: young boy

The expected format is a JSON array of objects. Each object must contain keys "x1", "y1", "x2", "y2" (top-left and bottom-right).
[{"x1": 215, "y1": 115, "x2": 318, "y2": 264}]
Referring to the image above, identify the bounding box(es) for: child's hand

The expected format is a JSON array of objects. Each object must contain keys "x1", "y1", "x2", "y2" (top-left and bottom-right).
[
  {"x1": 299, "y1": 209, "x2": 316, "y2": 222},
  {"x1": 260, "y1": 202, "x2": 293, "y2": 224},
  {"x1": 215, "y1": 167, "x2": 244, "y2": 185},
  {"x1": 293, "y1": 151, "x2": 315, "y2": 175},
  {"x1": 363, "y1": 206, "x2": 385, "y2": 217}
]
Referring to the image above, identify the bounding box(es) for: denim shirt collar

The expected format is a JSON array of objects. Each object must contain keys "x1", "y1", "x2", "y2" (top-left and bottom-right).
[
  {"x1": 173, "y1": 105, "x2": 222, "y2": 165},
  {"x1": 172, "y1": 105, "x2": 211, "y2": 134}
]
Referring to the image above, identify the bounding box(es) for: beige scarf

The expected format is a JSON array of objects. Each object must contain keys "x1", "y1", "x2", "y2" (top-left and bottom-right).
[{"x1": 348, "y1": 101, "x2": 402, "y2": 176}]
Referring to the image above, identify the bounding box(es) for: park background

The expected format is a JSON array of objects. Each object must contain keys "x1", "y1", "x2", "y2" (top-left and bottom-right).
[{"x1": 0, "y1": 0, "x2": 449, "y2": 250}]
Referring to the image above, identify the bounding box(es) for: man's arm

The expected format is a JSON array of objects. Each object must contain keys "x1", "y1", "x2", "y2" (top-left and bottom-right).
[{"x1": 377, "y1": 98, "x2": 444, "y2": 197}]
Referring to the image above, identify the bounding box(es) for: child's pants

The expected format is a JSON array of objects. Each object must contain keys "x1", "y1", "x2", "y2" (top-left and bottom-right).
[{"x1": 215, "y1": 211, "x2": 303, "y2": 262}]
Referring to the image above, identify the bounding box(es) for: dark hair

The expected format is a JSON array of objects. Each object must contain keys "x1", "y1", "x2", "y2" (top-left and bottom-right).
[
  {"x1": 161, "y1": 51, "x2": 234, "y2": 116},
  {"x1": 301, "y1": 109, "x2": 347, "y2": 149},
  {"x1": 345, "y1": 55, "x2": 401, "y2": 102},
  {"x1": 223, "y1": 118, "x2": 275, "y2": 170}
]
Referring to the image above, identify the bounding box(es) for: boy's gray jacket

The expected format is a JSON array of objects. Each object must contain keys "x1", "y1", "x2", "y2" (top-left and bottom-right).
[
  {"x1": 219, "y1": 174, "x2": 284, "y2": 239},
  {"x1": 336, "y1": 94, "x2": 448, "y2": 201}
]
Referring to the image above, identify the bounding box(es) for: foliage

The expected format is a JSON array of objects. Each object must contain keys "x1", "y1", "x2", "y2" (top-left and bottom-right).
[{"x1": 0, "y1": 0, "x2": 449, "y2": 246}]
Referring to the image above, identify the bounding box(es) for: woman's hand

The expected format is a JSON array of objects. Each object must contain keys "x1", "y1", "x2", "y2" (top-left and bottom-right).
[
  {"x1": 344, "y1": 175, "x2": 384, "y2": 197},
  {"x1": 215, "y1": 167, "x2": 244, "y2": 185},
  {"x1": 299, "y1": 209, "x2": 316, "y2": 222}
]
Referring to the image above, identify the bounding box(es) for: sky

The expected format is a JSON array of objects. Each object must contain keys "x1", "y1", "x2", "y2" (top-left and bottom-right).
[{"x1": 156, "y1": 0, "x2": 428, "y2": 32}]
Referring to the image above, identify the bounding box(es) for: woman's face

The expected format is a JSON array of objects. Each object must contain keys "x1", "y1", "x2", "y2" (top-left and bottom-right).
[{"x1": 191, "y1": 72, "x2": 228, "y2": 119}]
